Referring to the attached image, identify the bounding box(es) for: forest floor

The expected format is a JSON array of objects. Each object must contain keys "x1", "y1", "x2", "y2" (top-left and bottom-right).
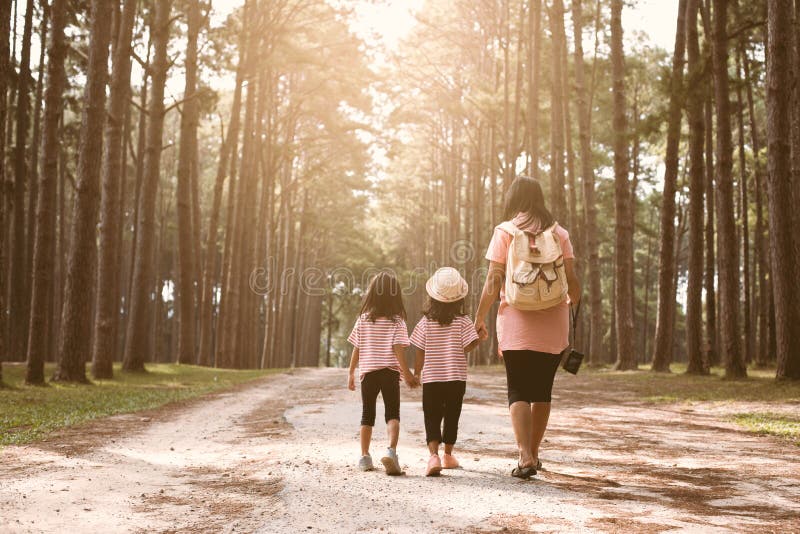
[{"x1": 1, "y1": 367, "x2": 799, "y2": 533}]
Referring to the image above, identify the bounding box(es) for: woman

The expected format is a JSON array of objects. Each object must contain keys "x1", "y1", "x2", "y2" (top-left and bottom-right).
[{"x1": 474, "y1": 176, "x2": 581, "y2": 479}]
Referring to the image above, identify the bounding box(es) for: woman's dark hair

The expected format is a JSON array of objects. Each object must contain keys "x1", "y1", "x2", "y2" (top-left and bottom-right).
[
  {"x1": 423, "y1": 296, "x2": 466, "y2": 326},
  {"x1": 503, "y1": 175, "x2": 555, "y2": 228},
  {"x1": 360, "y1": 272, "x2": 406, "y2": 322}
]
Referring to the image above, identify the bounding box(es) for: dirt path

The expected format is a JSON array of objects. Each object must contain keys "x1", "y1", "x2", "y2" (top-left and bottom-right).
[{"x1": 1, "y1": 368, "x2": 798, "y2": 533}]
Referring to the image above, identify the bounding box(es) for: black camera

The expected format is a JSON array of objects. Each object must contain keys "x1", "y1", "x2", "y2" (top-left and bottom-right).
[{"x1": 561, "y1": 348, "x2": 584, "y2": 375}]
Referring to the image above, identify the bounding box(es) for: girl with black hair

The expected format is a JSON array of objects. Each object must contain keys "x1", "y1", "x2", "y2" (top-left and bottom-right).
[
  {"x1": 410, "y1": 267, "x2": 480, "y2": 476},
  {"x1": 347, "y1": 272, "x2": 417, "y2": 475}
]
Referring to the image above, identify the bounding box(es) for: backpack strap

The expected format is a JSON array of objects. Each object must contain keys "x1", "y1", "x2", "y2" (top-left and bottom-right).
[{"x1": 498, "y1": 221, "x2": 520, "y2": 235}]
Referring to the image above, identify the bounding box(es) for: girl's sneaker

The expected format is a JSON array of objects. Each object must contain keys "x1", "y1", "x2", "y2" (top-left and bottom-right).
[
  {"x1": 358, "y1": 454, "x2": 374, "y2": 471},
  {"x1": 380, "y1": 448, "x2": 402, "y2": 476},
  {"x1": 426, "y1": 454, "x2": 442, "y2": 477},
  {"x1": 442, "y1": 453, "x2": 460, "y2": 469}
]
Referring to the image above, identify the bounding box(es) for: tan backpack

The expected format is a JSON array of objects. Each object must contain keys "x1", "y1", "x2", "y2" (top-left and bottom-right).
[{"x1": 498, "y1": 221, "x2": 568, "y2": 311}]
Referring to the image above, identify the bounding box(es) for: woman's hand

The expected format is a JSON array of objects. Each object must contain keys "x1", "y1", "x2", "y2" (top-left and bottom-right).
[
  {"x1": 475, "y1": 319, "x2": 489, "y2": 341},
  {"x1": 347, "y1": 372, "x2": 356, "y2": 391}
]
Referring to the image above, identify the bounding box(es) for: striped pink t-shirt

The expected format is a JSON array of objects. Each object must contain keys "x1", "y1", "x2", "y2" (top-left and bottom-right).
[
  {"x1": 410, "y1": 316, "x2": 479, "y2": 384},
  {"x1": 347, "y1": 314, "x2": 410, "y2": 381}
]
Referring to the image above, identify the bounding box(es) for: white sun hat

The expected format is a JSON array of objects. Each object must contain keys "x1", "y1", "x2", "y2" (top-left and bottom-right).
[{"x1": 425, "y1": 267, "x2": 469, "y2": 303}]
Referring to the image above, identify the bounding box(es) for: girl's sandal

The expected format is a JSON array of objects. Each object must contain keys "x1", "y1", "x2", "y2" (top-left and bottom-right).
[{"x1": 511, "y1": 464, "x2": 537, "y2": 479}]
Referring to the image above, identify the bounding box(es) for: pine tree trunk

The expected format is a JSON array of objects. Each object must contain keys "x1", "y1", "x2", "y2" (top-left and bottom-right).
[
  {"x1": 572, "y1": 0, "x2": 602, "y2": 364},
  {"x1": 767, "y1": 0, "x2": 800, "y2": 379},
  {"x1": 54, "y1": 0, "x2": 113, "y2": 383},
  {"x1": 685, "y1": 0, "x2": 708, "y2": 375},
  {"x1": 123, "y1": 0, "x2": 171, "y2": 372},
  {"x1": 711, "y1": 0, "x2": 746, "y2": 378},
  {"x1": 735, "y1": 48, "x2": 753, "y2": 366},
  {"x1": 652, "y1": 0, "x2": 687, "y2": 372},
  {"x1": 527, "y1": 0, "x2": 541, "y2": 178},
  {"x1": 9, "y1": 0, "x2": 34, "y2": 361},
  {"x1": 611, "y1": 0, "x2": 635, "y2": 370},
  {"x1": 24, "y1": 0, "x2": 68, "y2": 384},
  {"x1": 549, "y1": 0, "x2": 567, "y2": 221},
  {"x1": 0, "y1": 0, "x2": 11, "y2": 381},
  {"x1": 175, "y1": 0, "x2": 201, "y2": 365},
  {"x1": 704, "y1": 94, "x2": 718, "y2": 367},
  {"x1": 92, "y1": 0, "x2": 138, "y2": 379},
  {"x1": 26, "y1": 9, "x2": 47, "y2": 310}
]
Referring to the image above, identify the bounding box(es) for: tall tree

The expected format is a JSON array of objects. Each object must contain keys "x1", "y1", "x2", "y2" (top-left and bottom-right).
[
  {"x1": 0, "y1": 0, "x2": 11, "y2": 382},
  {"x1": 651, "y1": 0, "x2": 688, "y2": 372},
  {"x1": 175, "y1": 0, "x2": 202, "y2": 365},
  {"x1": 611, "y1": 0, "x2": 635, "y2": 370},
  {"x1": 54, "y1": 0, "x2": 114, "y2": 382},
  {"x1": 710, "y1": 0, "x2": 746, "y2": 378},
  {"x1": 123, "y1": 0, "x2": 172, "y2": 372},
  {"x1": 92, "y1": 0, "x2": 139, "y2": 379},
  {"x1": 24, "y1": 0, "x2": 69, "y2": 384},
  {"x1": 527, "y1": 0, "x2": 541, "y2": 178},
  {"x1": 549, "y1": 0, "x2": 567, "y2": 221},
  {"x1": 767, "y1": 0, "x2": 800, "y2": 379},
  {"x1": 685, "y1": 0, "x2": 707, "y2": 375},
  {"x1": 9, "y1": 0, "x2": 35, "y2": 361},
  {"x1": 572, "y1": 0, "x2": 602, "y2": 364}
]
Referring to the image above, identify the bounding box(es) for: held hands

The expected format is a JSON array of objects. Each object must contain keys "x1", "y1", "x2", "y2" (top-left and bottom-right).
[
  {"x1": 403, "y1": 371, "x2": 420, "y2": 389},
  {"x1": 347, "y1": 372, "x2": 356, "y2": 391},
  {"x1": 474, "y1": 319, "x2": 489, "y2": 341}
]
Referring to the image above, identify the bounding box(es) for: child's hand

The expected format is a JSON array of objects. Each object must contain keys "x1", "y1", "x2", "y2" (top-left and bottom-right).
[
  {"x1": 348, "y1": 372, "x2": 356, "y2": 391},
  {"x1": 403, "y1": 371, "x2": 417, "y2": 388}
]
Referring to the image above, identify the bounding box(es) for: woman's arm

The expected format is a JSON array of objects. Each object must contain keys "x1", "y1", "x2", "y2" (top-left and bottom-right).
[
  {"x1": 347, "y1": 347, "x2": 359, "y2": 390},
  {"x1": 474, "y1": 261, "x2": 505, "y2": 340},
  {"x1": 565, "y1": 258, "x2": 581, "y2": 306}
]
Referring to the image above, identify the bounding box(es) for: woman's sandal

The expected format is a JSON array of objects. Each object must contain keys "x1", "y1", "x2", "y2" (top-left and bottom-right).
[{"x1": 511, "y1": 464, "x2": 537, "y2": 479}]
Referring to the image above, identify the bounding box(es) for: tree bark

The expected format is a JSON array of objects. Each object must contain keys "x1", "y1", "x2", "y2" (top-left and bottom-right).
[
  {"x1": 123, "y1": 0, "x2": 171, "y2": 372},
  {"x1": 9, "y1": 0, "x2": 34, "y2": 361},
  {"x1": 711, "y1": 0, "x2": 746, "y2": 378},
  {"x1": 704, "y1": 92, "x2": 718, "y2": 367},
  {"x1": 611, "y1": 0, "x2": 635, "y2": 370},
  {"x1": 0, "y1": 0, "x2": 12, "y2": 381},
  {"x1": 767, "y1": 0, "x2": 800, "y2": 379},
  {"x1": 54, "y1": 0, "x2": 114, "y2": 383},
  {"x1": 527, "y1": 0, "x2": 541, "y2": 178},
  {"x1": 685, "y1": 0, "x2": 707, "y2": 375},
  {"x1": 549, "y1": 0, "x2": 567, "y2": 221},
  {"x1": 175, "y1": 0, "x2": 201, "y2": 365},
  {"x1": 735, "y1": 47, "x2": 753, "y2": 366},
  {"x1": 572, "y1": 0, "x2": 602, "y2": 364},
  {"x1": 652, "y1": 0, "x2": 688, "y2": 372},
  {"x1": 24, "y1": 0, "x2": 68, "y2": 384},
  {"x1": 92, "y1": 0, "x2": 139, "y2": 379}
]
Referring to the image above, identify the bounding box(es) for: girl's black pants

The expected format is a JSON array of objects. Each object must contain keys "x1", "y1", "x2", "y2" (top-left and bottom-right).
[{"x1": 422, "y1": 380, "x2": 466, "y2": 445}]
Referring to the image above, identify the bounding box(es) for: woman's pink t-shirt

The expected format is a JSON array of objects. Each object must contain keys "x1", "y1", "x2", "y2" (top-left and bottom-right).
[{"x1": 485, "y1": 222, "x2": 574, "y2": 355}]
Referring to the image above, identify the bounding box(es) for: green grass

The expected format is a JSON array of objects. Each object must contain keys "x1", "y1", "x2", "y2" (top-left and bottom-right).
[
  {"x1": 0, "y1": 363, "x2": 278, "y2": 446},
  {"x1": 731, "y1": 412, "x2": 800, "y2": 446},
  {"x1": 579, "y1": 363, "x2": 800, "y2": 403}
]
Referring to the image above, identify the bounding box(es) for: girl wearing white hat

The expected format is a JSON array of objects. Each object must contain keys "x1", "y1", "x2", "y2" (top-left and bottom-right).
[{"x1": 410, "y1": 267, "x2": 480, "y2": 476}]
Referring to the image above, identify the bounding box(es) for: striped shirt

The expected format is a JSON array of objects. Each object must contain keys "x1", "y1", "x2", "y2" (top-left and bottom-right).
[
  {"x1": 410, "y1": 315, "x2": 479, "y2": 384},
  {"x1": 348, "y1": 314, "x2": 410, "y2": 381}
]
